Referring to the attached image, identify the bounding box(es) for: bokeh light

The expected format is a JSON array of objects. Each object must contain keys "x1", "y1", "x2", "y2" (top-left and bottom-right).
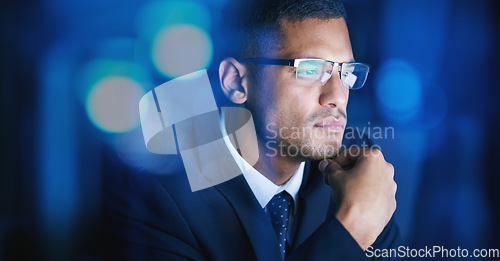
[
  {"x1": 151, "y1": 24, "x2": 213, "y2": 78},
  {"x1": 135, "y1": 0, "x2": 213, "y2": 78},
  {"x1": 375, "y1": 59, "x2": 422, "y2": 122},
  {"x1": 86, "y1": 76, "x2": 145, "y2": 133},
  {"x1": 136, "y1": 0, "x2": 211, "y2": 41},
  {"x1": 78, "y1": 59, "x2": 151, "y2": 105}
]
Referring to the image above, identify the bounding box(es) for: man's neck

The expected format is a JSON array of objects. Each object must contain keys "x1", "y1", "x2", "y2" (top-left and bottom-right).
[
  {"x1": 221, "y1": 110, "x2": 301, "y2": 185},
  {"x1": 251, "y1": 139, "x2": 302, "y2": 185}
]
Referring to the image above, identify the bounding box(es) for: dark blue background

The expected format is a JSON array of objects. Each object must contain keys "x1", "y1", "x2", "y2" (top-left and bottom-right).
[{"x1": 1, "y1": 0, "x2": 499, "y2": 260}]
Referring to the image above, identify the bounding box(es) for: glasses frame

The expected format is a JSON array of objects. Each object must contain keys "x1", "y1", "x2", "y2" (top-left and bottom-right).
[{"x1": 238, "y1": 58, "x2": 371, "y2": 89}]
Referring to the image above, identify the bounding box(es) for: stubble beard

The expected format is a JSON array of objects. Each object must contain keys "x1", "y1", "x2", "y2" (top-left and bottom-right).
[
  {"x1": 277, "y1": 128, "x2": 343, "y2": 161},
  {"x1": 271, "y1": 113, "x2": 345, "y2": 161}
]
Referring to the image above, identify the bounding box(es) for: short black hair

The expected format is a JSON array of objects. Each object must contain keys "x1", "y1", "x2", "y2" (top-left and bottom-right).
[{"x1": 214, "y1": 0, "x2": 347, "y2": 62}]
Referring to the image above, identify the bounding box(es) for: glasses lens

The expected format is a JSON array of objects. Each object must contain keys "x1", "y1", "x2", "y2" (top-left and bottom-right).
[
  {"x1": 296, "y1": 60, "x2": 332, "y2": 87},
  {"x1": 341, "y1": 63, "x2": 370, "y2": 89}
]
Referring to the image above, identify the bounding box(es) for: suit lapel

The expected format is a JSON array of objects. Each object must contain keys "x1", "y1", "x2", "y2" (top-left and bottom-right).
[
  {"x1": 215, "y1": 175, "x2": 281, "y2": 261},
  {"x1": 292, "y1": 161, "x2": 332, "y2": 248}
]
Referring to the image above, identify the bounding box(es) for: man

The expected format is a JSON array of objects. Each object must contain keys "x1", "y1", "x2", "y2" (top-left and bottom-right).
[{"x1": 103, "y1": 0, "x2": 400, "y2": 260}]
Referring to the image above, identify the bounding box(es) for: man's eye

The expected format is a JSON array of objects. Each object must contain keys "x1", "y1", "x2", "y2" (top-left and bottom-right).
[{"x1": 298, "y1": 69, "x2": 319, "y2": 75}]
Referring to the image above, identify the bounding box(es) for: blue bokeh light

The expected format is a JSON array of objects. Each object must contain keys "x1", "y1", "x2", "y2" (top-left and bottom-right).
[
  {"x1": 151, "y1": 24, "x2": 213, "y2": 78},
  {"x1": 79, "y1": 60, "x2": 151, "y2": 133},
  {"x1": 136, "y1": 0, "x2": 212, "y2": 41},
  {"x1": 86, "y1": 76, "x2": 145, "y2": 133},
  {"x1": 135, "y1": 1, "x2": 213, "y2": 78},
  {"x1": 78, "y1": 59, "x2": 151, "y2": 104},
  {"x1": 375, "y1": 59, "x2": 422, "y2": 122}
]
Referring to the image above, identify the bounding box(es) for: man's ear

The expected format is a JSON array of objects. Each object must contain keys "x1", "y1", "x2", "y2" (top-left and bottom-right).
[{"x1": 219, "y1": 58, "x2": 249, "y2": 104}]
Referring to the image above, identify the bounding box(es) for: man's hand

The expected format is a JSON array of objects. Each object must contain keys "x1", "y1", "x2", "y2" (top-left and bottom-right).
[{"x1": 319, "y1": 148, "x2": 397, "y2": 250}]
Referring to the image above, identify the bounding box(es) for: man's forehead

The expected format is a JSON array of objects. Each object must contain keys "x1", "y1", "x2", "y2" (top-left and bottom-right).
[
  {"x1": 277, "y1": 18, "x2": 354, "y2": 62},
  {"x1": 280, "y1": 50, "x2": 355, "y2": 63}
]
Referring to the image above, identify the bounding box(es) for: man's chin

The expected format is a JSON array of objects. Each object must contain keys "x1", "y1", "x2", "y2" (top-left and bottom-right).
[{"x1": 297, "y1": 143, "x2": 342, "y2": 161}]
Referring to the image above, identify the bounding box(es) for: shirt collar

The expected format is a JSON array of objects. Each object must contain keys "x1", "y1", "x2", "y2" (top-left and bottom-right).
[{"x1": 221, "y1": 116, "x2": 304, "y2": 209}]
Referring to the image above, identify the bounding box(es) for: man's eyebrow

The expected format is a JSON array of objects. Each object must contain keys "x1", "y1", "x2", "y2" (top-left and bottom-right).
[
  {"x1": 296, "y1": 56, "x2": 357, "y2": 63},
  {"x1": 280, "y1": 52, "x2": 355, "y2": 63}
]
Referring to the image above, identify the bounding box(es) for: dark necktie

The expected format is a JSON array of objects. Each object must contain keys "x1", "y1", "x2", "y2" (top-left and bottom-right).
[{"x1": 267, "y1": 191, "x2": 293, "y2": 260}]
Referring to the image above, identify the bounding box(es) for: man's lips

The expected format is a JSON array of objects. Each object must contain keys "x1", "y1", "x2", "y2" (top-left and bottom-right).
[{"x1": 313, "y1": 116, "x2": 346, "y2": 133}]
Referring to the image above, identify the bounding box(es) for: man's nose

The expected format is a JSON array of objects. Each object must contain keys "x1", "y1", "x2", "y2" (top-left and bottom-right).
[{"x1": 318, "y1": 70, "x2": 348, "y2": 108}]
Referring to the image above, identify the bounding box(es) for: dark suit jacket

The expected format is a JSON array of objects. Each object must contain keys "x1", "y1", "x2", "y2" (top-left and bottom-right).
[{"x1": 103, "y1": 158, "x2": 401, "y2": 260}]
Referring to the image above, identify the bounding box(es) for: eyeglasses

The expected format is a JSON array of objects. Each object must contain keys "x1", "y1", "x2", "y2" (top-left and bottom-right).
[{"x1": 238, "y1": 58, "x2": 370, "y2": 90}]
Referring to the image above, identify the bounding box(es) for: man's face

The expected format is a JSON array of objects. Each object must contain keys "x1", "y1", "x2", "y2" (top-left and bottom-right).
[{"x1": 246, "y1": 18, "x2": 354, "y2": 161}]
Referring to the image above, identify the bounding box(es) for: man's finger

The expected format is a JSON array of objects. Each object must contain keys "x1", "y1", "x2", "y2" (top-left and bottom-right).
[
  {"x1": 319, "y1": 158, "x2": 343, "y2": 174},
  {"x1": 319, "y1": 159, "x2": 344, "y2": 186},
  {"x1": 332, "y1": 147, "x2": 361, "y2": 169}
]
